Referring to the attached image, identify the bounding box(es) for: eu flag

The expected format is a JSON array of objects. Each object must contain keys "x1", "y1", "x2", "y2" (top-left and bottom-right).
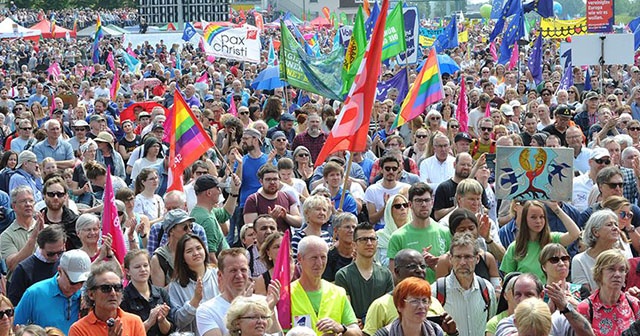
[
  {"x1": 433, "y1": 15, "x2": 458, "y2": 53},
  {"x1": 182, "y1": 22, "x2": 196, "y2": 41},
  {"x1": 498, "y1": 9, "x2": 524, "y2": 64}
]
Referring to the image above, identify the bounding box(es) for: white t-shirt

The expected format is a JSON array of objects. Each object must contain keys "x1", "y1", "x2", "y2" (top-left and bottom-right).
[
  {"x1": 419, "y1": 155, "x2": 455, "y2": 190},
  {"x1": 571, "y1": 173, "x2": 594, "y2": 213},
  {"x1": 364, "y1": 181, "x2": 411, "y2": 226},
  {"x1": 196, "y1": 295, "x2": 231, "y2": 336}
]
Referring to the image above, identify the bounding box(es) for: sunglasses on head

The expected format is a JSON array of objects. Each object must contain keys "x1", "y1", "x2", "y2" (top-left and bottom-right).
[
  {"x1": 393, "y1": 203, "x2": 409, "y2": 209},
  {"x1": 620, "y1": 211, "x2": 634, "y2": 219},
  {"x1": 46, "y1": 191, "x2": 66, "y2": 198},
  {"x1": 547, "y1": 256, "x2": 570, "y2": 264},
  {"x1": 92, "y1": 283, "x2": 124, "y2": 293},
  {"x1": 594, "y1": 158, "x2": 611, "y2": 165},
  {"x1": 0, "y1": 309, "x2": 14, "y2": 319}
]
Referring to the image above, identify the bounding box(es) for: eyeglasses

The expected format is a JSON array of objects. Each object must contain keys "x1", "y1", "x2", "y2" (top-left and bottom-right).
[
  {"x1": 393, "y1": 203, "x2": 409, "y2": 209},
  {"x1": 605, "y1": 182, "x2": 624, "y2": 189},
  {"x1": 568, "y1": 90, "x2": 576, "y2": 93},
  {"x1": 62, "y1": 269, "x2": 84, "y2": 286},
  {"x1": 412, "y1": 198, "x2": 432, "y2": 204},
  {"x1": 397, "y1": 263, "x2": 427, "y2": 271},
  {"x1": 92, "y1": 283, "x2": 124, "y2": 293},
  {"x1": 74, "y1": 128, "x2": 87, "y2": 132},
  {"x1": 263, "y1": 177, "x2": 280, "y2": 183},
  {"x1": 239, "y1": 315, "x2": 270, "y2": 322},
  {"x1": 355, "y1": 236, "x2": 378, "y2": 243},
  {"x1": 46, "y1": 250, "x2": 65, "y2": 257},
  {"x1": 384, "y1": 166, "x2": 399, "y2": 172},
  {"x1": 616, "y1": 92, "x2": 624, "y2": 96},
  {"x1": 194, "y1": 170, "x2": 208, "y2": 176},
  {"x1": 594, "y1": 158, "x2": 611, "y2": 165},
  {"x1": 547, "y1": 256, "x2": 571, "y2": 264},
  {"x1": 404, "y1": 298, "x2": 430, "y2": 307},
  {"x1": 17, "y1": 199, "x2": 35, "y2": 205},
  {"x1": 0, "y1": 309, "x2": 14, "y2": 319},
  {"x1": 275, "y1": 138, "x2": 287, "y2": 142},
  {"x1": 620, "y1": 211, "x2": 634, "y2": 219},
  {"x1": 416, "y1": 134, "x2": 428, "y2": 138},
  {"x1": 481, "y1": 127, "x2": 493, "y2": 132},
  {"x1": 430, "y1": 117, "x2": 441, "y2": 121},
  {"x1": 46, "y1": 191, "x2": 66, "y2": 198}
]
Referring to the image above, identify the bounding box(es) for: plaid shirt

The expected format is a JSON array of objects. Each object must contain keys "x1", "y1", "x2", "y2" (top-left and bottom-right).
[
  {"x1": 292, "y1": 131, "x2": 327, "y2": 163},
  {"x1": 146, "y1": 222, "x2": 209, "y2": 254},
  {"x1": 621, "y1": 166, "x2": 638, "y2": 204}
]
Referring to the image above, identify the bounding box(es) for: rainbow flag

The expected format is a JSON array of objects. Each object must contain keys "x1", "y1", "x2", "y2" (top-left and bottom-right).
[
  {"x1": 110, "y1": 69, "x2": 120, "y2": 99},
  {"x1": 92, "y1": 15, "x2": 104, "y2": 64},
  {"x1": 391, "y1": 47, "x2": 443, "y2": 130},
  {"x1": 203, "y1": 24, "x2": 229, "y2": 45},
  {"x1": 50, "y1": 15, "x2": 56, "y2": 36},
  {"x1": 167, "y1": 89, "x2": 215, "y2": 192}
]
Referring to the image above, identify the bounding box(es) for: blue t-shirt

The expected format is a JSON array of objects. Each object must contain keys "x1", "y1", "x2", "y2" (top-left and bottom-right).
[{"x1": 238, "y1": 154, "x2": 269, "y2": 207}]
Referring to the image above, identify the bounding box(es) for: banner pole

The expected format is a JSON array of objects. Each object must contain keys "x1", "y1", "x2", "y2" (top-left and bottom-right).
[{"x1": 338, "y1": 152, "x2": 354, "y2": 211}]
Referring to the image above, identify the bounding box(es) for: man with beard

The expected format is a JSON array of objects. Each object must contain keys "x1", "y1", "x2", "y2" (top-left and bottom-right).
[
  {"x1": 335, "y1": 222, "x2": 393, "y2": 323},
  {"x1": 293, "y1": 114, "x2": 327, "y2": 162},
  {"x1": 197, "y1": 248, "x2": 281, "y2": 336},
  {"x1": 387, "y1": 183, "x2": 450, "y2": 283},
  {"x1": 269, "y1": 131, "x2": 293, "y2": 161},
  {"x1": 364, "y1": 155, "x2": 411, "y2": 230},
  {"x1": 190, "y1": 174, "x2": 241, "y2": 256},
  {"x1": 227, "y1": 128, "x2": 271, "y2": 245},
  {"x1": 40, "y1": 176, "x2": 80, "y2": 249},
  {"x1": 433, "y1": 152, "x2": 474, "y2": 221},
  {"x1": 243, "y1": 164, "x2": 302, "y2": 233},
  {"x1": 519, "y1": 113, "x2": 539, "y2": 147},
  {"x1": 470, "y1": 118, "x2": 496, "y2": 160},
  {"x1": 432, "y1": 233, "x2": 497, "y2": 336},
  {"x1": 542, "y1": 105, "x2": 572, "y2": 146},
  {"x1": 267, "y1": 112, "x2": 296, "y2": 145}
]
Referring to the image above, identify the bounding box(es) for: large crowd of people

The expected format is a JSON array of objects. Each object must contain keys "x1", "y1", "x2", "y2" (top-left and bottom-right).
[{"x1": 1, "y1": 4, "x2": 640, "y2": 336}]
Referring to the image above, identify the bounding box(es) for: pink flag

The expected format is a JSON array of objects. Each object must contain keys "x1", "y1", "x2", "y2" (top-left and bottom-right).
[
  {"x1": 106, "y1": 51, "x2": 115, "y2": 71},
  {"x1": 484, "y1": 100, "x2": 492, "y2": 118},
  {"x1": 273, "y1": 230, "x2": 291, "y2": 329},
  {"x1": 49, "y1": 93, "x2": 56, "y2": 117},
  {"x1": 489, "y1": 41, "x2": 498, "y2": 62},
  {"x1": 199, "y1": 37, "x2": 206, "y2": 52},
  {"x1": 196, "y1": 72, "x2": 209, "y2": 83},
  {"x1": 508, "y1": 43, "x2": 519, "y2": 71},
  {"x1": 126, "y1": 47, "x2": 137, "y2": 58},
  {"x1": 102, "y1": 168, "x2": 127, "y2": 265},
  {"x1": 110, "y1": 69, "x2": 120, "y2": 99},
  {"x1": 456, "y1": 80, "x2": 469, "y2": 132},
  {"x1": 229, "y1": 99, "x2": 238, "y2": 116},
  {"x1": 47, "y1": 62, "x2": 61, "y2": 80}
]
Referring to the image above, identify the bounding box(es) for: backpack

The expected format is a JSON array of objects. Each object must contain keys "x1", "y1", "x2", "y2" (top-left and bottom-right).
[
  {"x1": 435, "y1": 275, "x2": 492, "y2": 322},
  {"x1": 0, "y1": 168, "x2": 18, "y2": 192}
]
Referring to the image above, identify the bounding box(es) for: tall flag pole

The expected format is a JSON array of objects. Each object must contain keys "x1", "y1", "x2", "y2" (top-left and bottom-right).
[{"x1": 102, "y1": 168, "x2": 127, "y2": 265}]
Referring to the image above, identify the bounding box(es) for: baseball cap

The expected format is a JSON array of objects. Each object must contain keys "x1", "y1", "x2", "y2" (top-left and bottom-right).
[
  {"x1": 73, "y1": 120, "x2": 89, "y2": 128},
  {"x1": 271, "y1": 131, "x2": 286, "y2": 141},
  {"x1": 152, "y1": 123, "x2": 164, "y2": 131},
  {"x1": 59, "y1": 249, "x2": 91, "y2": 283},
  {"x1": 16, "y1": 150, "x2": 36, "y2": 169},
  {"x1": 280, "y1": 113, "x2": 295, "y2": 122},
  {"x1": 590, "y1": 147, "x2": 610, "y2": 160},
  {"x1": 194, "y1": 175, "x2": 219, "y2": 193},
  {"x1": 500, "y1": 104, "x2": 514, "y2": 116},
  {"x1": 555, "y1": 104, "x2": 572, "y2": 118},
  {"x1": 138, "y1": 112, "x2": 151, "y2": 119},
  {"x1": 204, "y1": 94, "x2": 214, "y2": 102},
  {"x1": 162, "y1": 209, "x2": 195, "y2": 232},
  {"x1": 454, "y1": 132, "x2": 473, "y2": 143},
  {"x1": 585, "y1": 91, "x2": 599, "y2": 100},
  {"x1": 244, "y1": 128, "x2": 263, "y2": 143},
  {"x1": 509, "y1": 100, "x2": 521, "y2": 107},
  {"x1": 89, "y1": 114, "x2": 105, "y2": 123}
]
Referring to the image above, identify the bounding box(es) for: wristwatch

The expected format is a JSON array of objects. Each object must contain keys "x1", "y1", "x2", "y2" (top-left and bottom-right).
[
  {"x1": 559, "y1": 303, "x2": 574, "y2": 315},
  {"x1": 341, "y1": 324, "x2": 347, "y2": 334}
]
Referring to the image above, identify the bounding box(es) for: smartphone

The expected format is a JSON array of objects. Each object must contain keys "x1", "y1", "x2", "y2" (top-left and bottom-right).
[
  {"x1": 426, "y1": 315, "x2": 444, "y2": 325},
  {"x1": 485, "y1": 154, "x2": 496, "y2": 172}
]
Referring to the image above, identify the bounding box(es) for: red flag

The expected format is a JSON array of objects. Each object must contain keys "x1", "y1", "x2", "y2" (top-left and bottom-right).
[
  {"x1": 315, "y1": 0, "x2": 390, "y2": 166},
  {"x1": 254, "y1": 12, "x2": 264, "y2": 31},
  {"x1": 508, "y1": 43, "x2": 519, "y2": 71},
  {"x1": 489, "y1": 41, "x2": 498, "y2": 62},
  {"x1": 456, "y1": 80, "x2": 469, "y2": 132},
  {"x1": 273, "y1": 230, "x2": 291, "y2": 329},
  {"x1": 102, "y1": 168, "x2": 127, "y2": 265},
  {"x1": 49, "y1": 93, "x2": 56, "y2": 117},
  {"x1": 110, "y1": 69, "x2": 121, "y2": 99}
]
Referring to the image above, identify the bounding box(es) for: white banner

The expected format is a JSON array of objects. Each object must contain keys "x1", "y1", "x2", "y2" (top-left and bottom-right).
[{"x1": 207, "y1": 27, "x2": 261, "y2": 63}]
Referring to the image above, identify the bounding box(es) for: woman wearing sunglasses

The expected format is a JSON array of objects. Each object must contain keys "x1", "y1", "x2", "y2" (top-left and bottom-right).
[
  {"x1": 69, "y1": 263, "x2": 145, "y2": 336},
  {"x1": 602, "y1": 196, "x2": 640, "y2": 254},
  {"x1": 0, "y1": 295, "x2": 13, "y2": 336},
  {"x1": 571, "y1": 209, "x2": 630, "y2": 294},
  {"x1": 377, "y1": 195, "x2": 413, "y2": 267},
  {"x1": 539, "y1": 244, "x2": 582, "y2": 310}
]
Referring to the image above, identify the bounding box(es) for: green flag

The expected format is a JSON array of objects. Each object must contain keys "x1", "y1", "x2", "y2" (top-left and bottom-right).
[
  {"x1": 381, "y1": 2, "x2": 407, "y2": 61},
  {"x1": 340, "y1": 12, "x2": 348, "y2": 25},
  {"x1": 279, "y1": 21, "x2": 344, "y2": 101},
  {"x1": 341, "y1": 7, "x2": 366, "y2": 96}
]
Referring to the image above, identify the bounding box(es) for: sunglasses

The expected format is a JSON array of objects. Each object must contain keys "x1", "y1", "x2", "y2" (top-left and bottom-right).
[
  {"x1": 92, "y1": 283, "x2": 124, "y2": 293},
  {"x1": 21, "y1": 127, "x2": 32, "y2": 130},
  {"x1": 46, "y1": 191, "x2": 66, "y2": 198},
  {"x1": 384, "y1": 166, "x2": 399, "y2": 172},
  {"x1": 608, "y1": 99, "x2": 617, "y2": 102},
  {"x1": 393, "y1": 203, "x2": 409, "y2": 209},
  {"x1": 46, "y1": 250, "x2": 65, "y2": 257},
  {"x1": 481, "y1": 127, "x2": 493, "y2": 132},
  {"x1": 620, "y1": 211, "x2": 634, "y2": 219},
  {"x1": 0, "y1": 309, "x2": 14, "y2": 319},
  {"x1": 630, "y1": 127, "x2": 640, "y2": 131},
  {"x1": 297, "y1": 153, "x2": 309, "y2": 157},
  {"x1": 450, "y1": 124, "x2": 460, "y2": 128},
  {"x1": 430, "y1": 117, "x2": 441, "y2": 121},
  {"x1": 416, "y1": 134, "x2": 428, "y2": 138},
  {"x1": 118, "y1": 211, "x2": 124, "y2": 216},
  {"x1": 240, "y1": 111, "x2": 249, "y2": 115},
  {"x1": 547, "y1": 256, "x2": 570, "y2": 264},
  {"x1": 594, "y1": 158, "x2": 611, "y2": 165},
  {"x1": 605, "y1": 182, "x2": 624, "y2": 189},
  {"x1": 568, "y1": 90, "x2": 575, "y2": 93}
]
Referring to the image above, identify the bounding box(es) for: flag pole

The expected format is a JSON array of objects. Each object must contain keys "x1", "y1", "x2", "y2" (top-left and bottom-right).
[{"x1": 338, "y1": 152, "x2": 354, "y2": 211}]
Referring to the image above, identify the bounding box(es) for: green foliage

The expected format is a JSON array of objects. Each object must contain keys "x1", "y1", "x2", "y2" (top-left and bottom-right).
[
  {"x1": 562, "y1": 0, "x2": 586, "y2": 17},
  {"x1": 14, "y1": 0, "x2": 135, "y2": 9}
]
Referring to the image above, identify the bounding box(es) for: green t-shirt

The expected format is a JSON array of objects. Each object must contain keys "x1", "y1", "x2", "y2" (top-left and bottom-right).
[
  {"x1": 190, "y1": 205, "x2": 230, "y2": 255},
  {"x1": 387, "y1": 220, "x2": 451, "y2": 283},
  {"x1": 334, "y1": 262, "x2": 394, "y2": 319},
  {"x1": 499, "y1": 232, "x2": 563, "y2": 282},
  {"x1": 485, "y1": 310, "x2": 509, "y2": 335}
]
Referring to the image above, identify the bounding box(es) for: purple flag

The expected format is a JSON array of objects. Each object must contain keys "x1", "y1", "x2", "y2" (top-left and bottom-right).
[
  {"x1": 528, "y1": 32, "x2": 543, "y2": 85},
  {"x1": 558, "y1": 51, "x2": 573, "y2": 91},
  {"x1": 376, "y1": 68, "x2": 409, "y2": 105}
]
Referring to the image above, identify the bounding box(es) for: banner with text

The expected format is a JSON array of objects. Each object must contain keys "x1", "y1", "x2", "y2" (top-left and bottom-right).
[
  {"x1": 586, "y1": 0, "x2": 614, "y2": 33},
  {"x1": 540, "y1": 18, "x2": 588, "y2": 39},
  {"x1": 397, "y1": 7, "x2": 419, "y2": 65},
  {"x1": 207, "y1": 26, "x2": 261, "y2": 63}
]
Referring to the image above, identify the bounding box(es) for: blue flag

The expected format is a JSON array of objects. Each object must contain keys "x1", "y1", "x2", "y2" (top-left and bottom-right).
[
  {"x1": 491, "y1": 0, "x2": 505, "y2": 19},
  {"x1": 558, "y1": 49, "x2": 573, "y2": 91},
  {"x1": 528, "y1": 32, "x2": 543, "y2": 85},
  {"x1": 376, "y1": 68, "x2": 409, "y2": 104},
  {"x1": 433, "y1": 16, "x2": 458, "y2": 53},
  {"x1": 498, "y1": 9, "x2": 524, "y2": 64},
  {"x1": 523, "y1": 0, "x2": 554, "y2": 18},
  {"x1": 584, "y1": 67, "x2": 592, "y2": 91},
  {"x1": 175, "y1": 51, "x2": 181, "y2": 71},
  {"x1": 630, "y1": 16, "x2": 640, "y2": 32},
  {"x1": 631, "y1": 17, "x2": 640, "y2": 51},
  {"x1": 182, "y1": 22, "x2": 196, "y2": 41},
  {"x1": 490, "y1": 0, "x2": 522, "y2": 41},
  {"x1": 365, "y1": 2, "x2": 380, "y2": 40}
]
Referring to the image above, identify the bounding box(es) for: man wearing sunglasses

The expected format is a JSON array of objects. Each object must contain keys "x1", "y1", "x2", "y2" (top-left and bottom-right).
[
  {"x1": 364, "y1": 155, "x2": 410, "y2": 231},
  {"x1": 14, "y1": 249, "x2": 90, "y2": 335},
  {"x1": 9, "y1": 119, "x2": 34, "y2": 153},
  {"x1": 572, "y1": 148, "x2": 612, "y2": 213},
  {"x1": 41, "y1": 177, "x2": 81, "y2": 249}
]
